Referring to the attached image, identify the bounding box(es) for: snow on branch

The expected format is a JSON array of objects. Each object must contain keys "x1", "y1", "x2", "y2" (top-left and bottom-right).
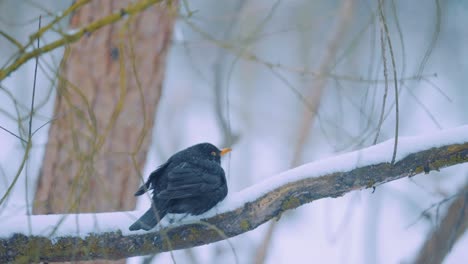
[{"x1": 1, "y1": 125, "x2": 468, "y2": 262}]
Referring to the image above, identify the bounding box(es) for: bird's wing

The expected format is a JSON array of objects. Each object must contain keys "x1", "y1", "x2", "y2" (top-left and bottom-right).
[
  {"x1": 157, "y1": 161, "x2": 225, "y2": 200},
  {"x1": 134, "y1": 161, "x2": 169, "y2": 196}
]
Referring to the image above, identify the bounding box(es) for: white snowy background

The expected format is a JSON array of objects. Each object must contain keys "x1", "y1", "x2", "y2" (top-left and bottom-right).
[{"x1": 0, "y1": 0, "x2": 467, "y2": 263}]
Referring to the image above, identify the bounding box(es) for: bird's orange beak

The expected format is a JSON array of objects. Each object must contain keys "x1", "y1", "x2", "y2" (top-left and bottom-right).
[{"x1": 220, "y1": 148, "x2": 232, "y2": 156}]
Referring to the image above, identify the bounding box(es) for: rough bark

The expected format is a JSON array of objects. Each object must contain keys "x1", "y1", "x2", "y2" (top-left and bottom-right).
[
  {"x1": 31, "y1": 1, "x2": 177, "y2": 263},
  {"x1": 33, "y1": 0, "x2": 176, "y2": 264},
  {"x1": 2, "y1": 140, "x2": 466, "y2": 262},
  {"x1": 34, "y1": 0, "x2": 176, "y2": 213}
]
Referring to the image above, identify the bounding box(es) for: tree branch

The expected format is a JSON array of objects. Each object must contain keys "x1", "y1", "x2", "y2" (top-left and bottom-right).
[
  {"x1": 413, "y1": 185, "x2": 468, "y2": 264},
  {"x1": 1, "y1": 126, "x2": 468, "y2": 262},
  {"x1": 0, "y1": 0, "x2": 165, "y2": 81}
]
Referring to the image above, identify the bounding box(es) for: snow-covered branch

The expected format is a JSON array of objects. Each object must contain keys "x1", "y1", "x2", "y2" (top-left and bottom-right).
[{"x1": 1, "y1": 125, "x2": 468, "y2": 262}]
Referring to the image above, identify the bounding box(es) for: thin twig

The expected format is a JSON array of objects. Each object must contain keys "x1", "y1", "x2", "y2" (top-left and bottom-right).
[
  {"x1": 413, "y1": 185, "x2": 468, "y2": 264},
  {"x1": 212, "y1": 0, "x2": 247, "y2": 147},
  {"x1": 373, "y1": 22, "x2": 388, "y2": 145},
  {"x1": 256, "y1": 1, "x2": 356, "y2": 263},
  {"x1": 0, "y1": 126, "x2": 27, "y2": 143},
  {"x1": 0, "y1": 0, "x2": 163, "y2": 81},
  {"x1": 28, "y1": 16, "x2": 41, "y2": 140},
  {"x1": 378, "y1": 0, "x2": 399, "y2": 164},
  {"x1": 415, "y1": 0, "x2": 441, "y2": 78},
  {"x1": 406, "y1": 190, "x2": 467, "y2": 229}
]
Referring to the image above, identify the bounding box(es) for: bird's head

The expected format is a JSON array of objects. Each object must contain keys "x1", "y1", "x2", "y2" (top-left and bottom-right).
[{"x1": 184, "y1": 143, "x2": 232, "y2": 163}]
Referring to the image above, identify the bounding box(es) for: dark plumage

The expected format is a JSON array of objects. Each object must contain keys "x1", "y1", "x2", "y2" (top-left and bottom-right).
[{"x1": 129, "y1": 143, "x2": 231, "y2": 231}]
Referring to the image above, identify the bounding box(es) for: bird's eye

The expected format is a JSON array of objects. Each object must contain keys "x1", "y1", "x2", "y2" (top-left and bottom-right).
[{"x1": 211, "y1": 151, "x2": 217, "y2": 156}]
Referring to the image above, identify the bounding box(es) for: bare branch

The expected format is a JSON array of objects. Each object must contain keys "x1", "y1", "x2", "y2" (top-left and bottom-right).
[
  {"x1": 413, "y1": 185, "x2": 468, "y2": 264},
  {"x1": 0, "y1": 0, "x2": 165, "y2": 81},
  {"x1": 378, "y1": 0, "x2": 400, "y2": 164},
  {"x1": 257, "y1": 1, "x2": 356, "y2": 261}
]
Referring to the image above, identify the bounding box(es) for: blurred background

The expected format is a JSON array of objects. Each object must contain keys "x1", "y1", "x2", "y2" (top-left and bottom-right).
[{"x1": 0, "y1": 0, "x2": 467, "y2": 263}]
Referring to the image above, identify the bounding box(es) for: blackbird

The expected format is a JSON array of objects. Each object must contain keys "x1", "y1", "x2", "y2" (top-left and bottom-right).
[{"x1": 129, "y1": 143, "x2": 231, "y2": 231}]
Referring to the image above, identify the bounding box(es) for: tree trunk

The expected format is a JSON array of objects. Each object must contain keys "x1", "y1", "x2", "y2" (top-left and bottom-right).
[{"x1": 33, "y1": 0, "x2": 177, "y2": 261}]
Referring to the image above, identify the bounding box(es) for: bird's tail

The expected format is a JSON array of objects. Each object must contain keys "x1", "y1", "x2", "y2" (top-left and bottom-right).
[{"x1": 129, "y1": 207, "x2": 167, "y2": 231}]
